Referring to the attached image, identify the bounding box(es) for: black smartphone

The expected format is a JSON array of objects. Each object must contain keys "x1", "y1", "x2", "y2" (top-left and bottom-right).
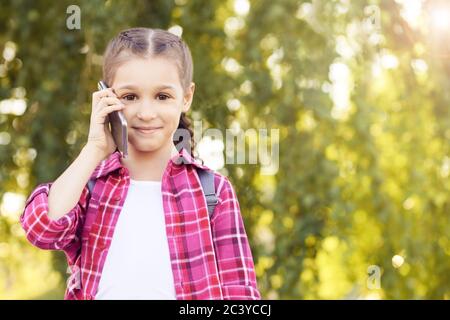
[{"x1": 97, "y1": 80, "x2": 128, "y2": 158}]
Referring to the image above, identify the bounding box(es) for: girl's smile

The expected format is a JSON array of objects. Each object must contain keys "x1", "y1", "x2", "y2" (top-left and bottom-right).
[{"x1": 133, "y1": 126, "x2": 163, "y2": 135}]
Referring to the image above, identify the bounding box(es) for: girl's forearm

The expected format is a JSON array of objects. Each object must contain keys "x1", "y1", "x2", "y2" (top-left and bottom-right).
[{"x1": 47, "y1": 144, "x2": 105, "y2": 220}]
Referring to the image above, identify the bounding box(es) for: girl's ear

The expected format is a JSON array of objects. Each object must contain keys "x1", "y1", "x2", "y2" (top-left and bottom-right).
[{"x1": 182, "y1": 82, "x2": 195, "y2": 113}]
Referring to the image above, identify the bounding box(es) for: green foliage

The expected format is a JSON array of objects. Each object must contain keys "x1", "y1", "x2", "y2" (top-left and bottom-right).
[{"x1": 0, "y1": 0, "x2": 448, "y2": 299}]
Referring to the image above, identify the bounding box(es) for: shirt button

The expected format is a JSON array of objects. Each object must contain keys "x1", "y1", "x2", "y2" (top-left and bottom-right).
[{"x1": 113, "y1": 195, "x2": 121, "y2": 202}]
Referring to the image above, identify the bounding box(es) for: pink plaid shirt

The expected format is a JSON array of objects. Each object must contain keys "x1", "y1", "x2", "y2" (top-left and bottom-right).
[{"x1": 20, "y1": 147, "x2": 260, "y2": 300}]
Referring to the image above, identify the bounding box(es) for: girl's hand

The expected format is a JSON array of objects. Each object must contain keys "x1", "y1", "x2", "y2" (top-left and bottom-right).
[{"x1": 86, "y1": 87, "x2": 125, "y2": 160}]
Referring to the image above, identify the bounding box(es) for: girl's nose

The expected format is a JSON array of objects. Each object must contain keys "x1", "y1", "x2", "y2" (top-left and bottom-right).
[{"x1": 136, "y1": 98, "x2": 157, "y2": 119}]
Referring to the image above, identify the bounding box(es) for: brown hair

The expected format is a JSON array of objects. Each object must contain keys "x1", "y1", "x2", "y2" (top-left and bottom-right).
[{"x1": 102, "y1": 27, "x2": 196, "y2": 157}]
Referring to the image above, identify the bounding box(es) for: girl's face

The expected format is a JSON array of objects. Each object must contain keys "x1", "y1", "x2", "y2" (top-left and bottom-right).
[{"x1": 111, "y1": 56, "x2": 195, "y2": 155}]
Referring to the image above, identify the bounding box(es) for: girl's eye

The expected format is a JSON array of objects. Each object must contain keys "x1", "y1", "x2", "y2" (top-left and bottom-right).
[
  {"x1": 122, "y1": 94, "x2": 137, "y2": 101},
  {"x1": 121, "y1": 93, "x2": 171, "y2": 101},
  {"x1": 157, "y1": 93, "x2": 170, "y2": 101}
]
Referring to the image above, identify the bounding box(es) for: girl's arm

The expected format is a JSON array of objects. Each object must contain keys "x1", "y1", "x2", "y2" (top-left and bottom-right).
[
  {"x1": 20, "y1": 143, "x2": 104, "y2": 250},
  {"x1": 47, "y1": 143, "x2": 104, "y2": 220},
  {"x1": 211, "y1": 175, "x2": 261, "y2": 300},
  {"x1": 21, "y1": 85, "x2": 124, "y2": 251}
]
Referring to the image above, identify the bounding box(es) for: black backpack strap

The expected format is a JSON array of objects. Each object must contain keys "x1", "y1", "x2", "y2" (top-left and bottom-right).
[
  {"x1": 86, "y1": 178, "x2": 96, "y2": 208},
  {"x1": 196, "y1": 168, "x2": 219, "y2": 218},
  {"x1": 87, "y1": 179, "x2": 96, "y2": 194}
]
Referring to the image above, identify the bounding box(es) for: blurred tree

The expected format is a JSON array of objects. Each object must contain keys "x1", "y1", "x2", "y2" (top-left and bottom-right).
[{"x1": 0, "y1": 0, "x2": 448, "y2": 299}]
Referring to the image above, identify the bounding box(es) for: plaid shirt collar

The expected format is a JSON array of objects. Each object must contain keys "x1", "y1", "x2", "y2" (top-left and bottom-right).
[{"x1": 90, "y1": 147, "x2": 207, "y2": 180}]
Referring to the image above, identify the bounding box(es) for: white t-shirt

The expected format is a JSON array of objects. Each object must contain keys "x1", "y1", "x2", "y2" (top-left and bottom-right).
[{"x1": 95, "y1": 179, "x2": 177, "y2": 300}]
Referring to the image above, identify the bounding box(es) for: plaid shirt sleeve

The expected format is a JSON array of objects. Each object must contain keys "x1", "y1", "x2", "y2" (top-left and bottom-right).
[
  {"x1": 211, "y1": 175, "x2": 261, "y2": 300},
  {"x1": 20, "y1": 182, "x2": 88, "y2": 251}
]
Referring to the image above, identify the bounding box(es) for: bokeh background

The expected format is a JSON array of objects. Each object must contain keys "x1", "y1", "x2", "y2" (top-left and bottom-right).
[{"x1": 0, "y1": 0, "x2": 449, "y2": 299}]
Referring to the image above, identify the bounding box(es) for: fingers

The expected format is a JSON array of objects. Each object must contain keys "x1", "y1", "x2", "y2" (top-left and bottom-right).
[
  {"x1": 97, "y1": 96, "x2": 123, "y2": 109},
  {"x1": 94, "y1": 103, "x2": 124, "y2": 125},
  {"x1": 93, "y1": 88, "x2": 115, "y2": 99},
  {"x1": 99, "y1": 103, "x2": 125, "y2": 117},
  {"x1": 92, "y1": 88, "x2": 117, "y2": 106}
]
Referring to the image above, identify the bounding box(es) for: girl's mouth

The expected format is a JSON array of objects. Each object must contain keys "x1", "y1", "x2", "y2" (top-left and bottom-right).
[{"x1": 133, "y1": 127, "x2": 163, "y2": 135}]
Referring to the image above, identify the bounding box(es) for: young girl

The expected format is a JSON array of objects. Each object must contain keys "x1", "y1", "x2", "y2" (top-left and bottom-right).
[{"x1": 20, "y1": 27, "x2": 260, "y2": 300}]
